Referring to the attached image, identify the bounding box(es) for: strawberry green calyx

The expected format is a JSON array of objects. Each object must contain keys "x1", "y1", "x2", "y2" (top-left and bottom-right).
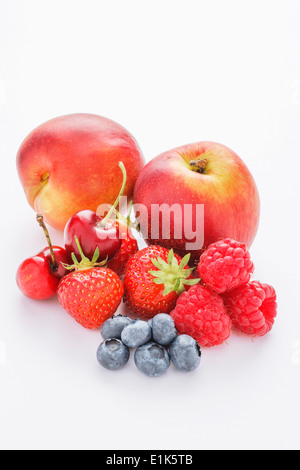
[
  {"x1": 62, "y1": 236, "x2": 108, "y2": 271},
  {"x1": 148, "y1": 249, "x2": 200, "y2": 296}
]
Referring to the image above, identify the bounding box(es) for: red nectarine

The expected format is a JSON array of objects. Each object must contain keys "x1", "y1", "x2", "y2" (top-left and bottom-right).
[{"x1": 17, "y1": 113, "x2": 145, "y2": 231}]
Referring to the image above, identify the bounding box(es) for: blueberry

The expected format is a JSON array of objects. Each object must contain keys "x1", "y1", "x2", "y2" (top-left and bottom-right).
[
  {"x1": 100, "y1": 315, "x2": 132, "y2": 340},
  {"x1": 121, "y1": 319, "x2": 152, "y2": 348},
  {"x1": 147, "y1": 319, "x2": 153, "y2": 338},
  {"x1": 152, "y1": 313, "x2": 177, "y2": 346},
  {"x1": 96, "y1": 339, "x2": 130, "y2": 370},
  {"x1": 134, "y1": 342, "x2": 170, "y2": 377},
  {"x1": 169, "y1": 335, "x2": 201, "y2": 372}
]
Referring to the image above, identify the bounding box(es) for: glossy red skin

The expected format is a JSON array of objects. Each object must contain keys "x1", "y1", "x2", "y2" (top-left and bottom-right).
[
  {"x1": 16, "y1": 113, "x2": 145, "y2": 232},
  {"x1": 123, "y1": 245, "x2": 194, "y2": 320},
  {"x1": 107, "y1": 220, "x2": 139, "y2": 276},
  {"x1": 40, "y1": 246, "x2": 69, "y2": 278},
  {"x1": 64, "y1": 210, "x2": 122, "y2": 263},
  {"x1": 133, "y1": 141, "x2": 260, "y2": 262},
  {"x1": 17, "y1": 246, "x2": 69, "y2": 300}
]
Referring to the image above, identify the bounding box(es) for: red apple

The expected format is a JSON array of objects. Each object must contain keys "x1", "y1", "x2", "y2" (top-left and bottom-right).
[
  {"x1": 133, "y1": 141, "x2": 260, "y2": 262},
  {"x1": 17, "y1": 113, "x2": 145, "y2": 231}
]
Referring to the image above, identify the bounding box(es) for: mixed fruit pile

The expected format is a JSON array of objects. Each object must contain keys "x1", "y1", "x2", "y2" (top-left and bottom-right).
[{"x1": 16, "y1": 114, "x2": 278, "y2": 378}]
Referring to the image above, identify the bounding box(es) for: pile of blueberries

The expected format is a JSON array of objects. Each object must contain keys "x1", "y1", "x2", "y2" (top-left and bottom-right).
[{"x1": 96, "y1": 313, "x2": 201, "y2": 377}]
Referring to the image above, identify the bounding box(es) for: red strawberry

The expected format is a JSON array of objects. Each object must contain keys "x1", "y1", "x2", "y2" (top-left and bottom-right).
[
  {"x1": 107, "y1": 219, "x2": 138, "y2": 277},
  {"x1": 123, "y1": 245, "x2": 200, "y2": 320},
  {"x1": 57, "y1": 237, "x2": 124, "y2": 329}
]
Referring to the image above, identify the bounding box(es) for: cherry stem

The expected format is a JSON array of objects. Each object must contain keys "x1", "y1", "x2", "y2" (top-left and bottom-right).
[
  {"x1": 36, "y1": 214, "x2": 58, "y2": 271},
  {"x1": 99, "y1": 161, "x2": 127, "y2": 228},
  {"x1": 112, "y1": 204, "x2": 140, "y2": 232},
  {"x1": 126, "y1": 200, "x2": 140, "y2": 232},
  {"x1": 127, "y1": 200, "x2": 134, "y2": 221}
]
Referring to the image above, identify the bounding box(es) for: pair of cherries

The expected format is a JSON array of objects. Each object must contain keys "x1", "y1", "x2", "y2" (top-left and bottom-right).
[{"x1": 17, "y1": 162, "x2": 128, "y2": 300}]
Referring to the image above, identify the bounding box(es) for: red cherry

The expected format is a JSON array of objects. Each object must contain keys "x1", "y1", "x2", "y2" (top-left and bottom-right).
[
  {"x1": 17, "y1": 246, "x2": 69, "y2": 300},
  {"x1": 16, "y1": 215, "x2": 69, "y2": 300},
  {"x1": 40, "y1": 246, "x2": 69, "y2": 278},
  {"x1": 64, "y1": 210, "x2": 121, "y2": 263},
  {"x1": 64, "y1": 162, "x2": 127, "y2": 263}
]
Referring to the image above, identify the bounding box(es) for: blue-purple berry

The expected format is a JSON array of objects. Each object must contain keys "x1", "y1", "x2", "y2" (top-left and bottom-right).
[
  {"x1": 152, "y1": 313, "x2": 177, "y2": 346},
  {"x1": 134, "y1": 342, "x2": 170, "y2": 377},
  {"x1": 100, "y1": 315, "x2": 132, "y2": 340},
  {"x1": 97, "y1": 339, "x2": 130, "y2": 370},
  {"x1": 169, "y1": 335, "x2": 201, "y2": 372},
  {"x1": 121, "y1": 319, "x2": 152, "y2": 348}
]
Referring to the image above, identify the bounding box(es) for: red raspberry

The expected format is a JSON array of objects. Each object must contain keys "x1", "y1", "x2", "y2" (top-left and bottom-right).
[
  {"x1": 222, "y1": 281, "x2": 277, "y2": 336},
  {"x1": 197, "y1": 238, "x2": 254, "y2": 293},
  {"x1": 170, "y1": 284, "x2": 231, "y2": 347}
]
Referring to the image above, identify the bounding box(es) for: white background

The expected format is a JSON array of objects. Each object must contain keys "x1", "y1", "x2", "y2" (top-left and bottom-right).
[{"x1": 0, "y1": 0, "x2": 299, "y2": 451}]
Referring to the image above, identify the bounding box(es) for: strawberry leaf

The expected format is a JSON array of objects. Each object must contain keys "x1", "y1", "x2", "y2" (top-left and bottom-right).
[
  {"x1": 182, "y1": 278, "x2": 201, "y2": 286},
  {"x1": 179, "y1": 253, "x2": 191, "y2": 269},
  {"x1": 152, "y1": 278, "x2": 166, "y2": 285},
  {"x1": 148, "y1": 248, "x2": 200, "y2": 295}
]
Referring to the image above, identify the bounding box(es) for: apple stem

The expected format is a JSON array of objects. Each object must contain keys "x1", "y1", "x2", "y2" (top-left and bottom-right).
[
  {"x1": 99, "y1": 161, "x2": 127, "y2": 228},
  {"x1": 190, "y1": 159, "x2": 208, "y2": 174},
  {"x1": 36, "y1": 214, "x2": 58, "y2": 271}
]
